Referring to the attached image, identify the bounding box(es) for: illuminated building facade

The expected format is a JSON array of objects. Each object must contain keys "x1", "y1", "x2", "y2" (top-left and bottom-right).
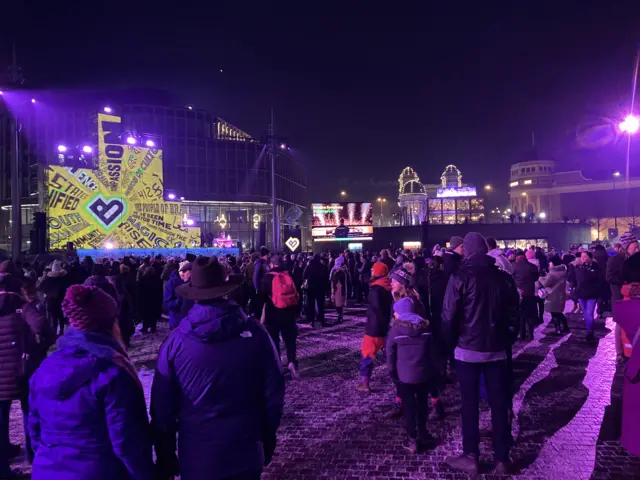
[
  {"x1": 0, "y1": 93, "x2": 307, "y2": 251},
  {"x1": 397, "y1": 167, "x2": 427, "y2": 225},
  {"x1": 508, "y1": 149, "x2": 640, "y2": 242}
]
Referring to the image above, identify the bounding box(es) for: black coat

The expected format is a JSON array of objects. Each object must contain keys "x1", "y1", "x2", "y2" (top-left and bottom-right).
[
  {"x1": 138, "y1": 273, "x2": 164, "y2": 320},
  {"x1": 38, "y1": 272, "x2": 70, "y2": 320},
  {"x1": 443, "y1": 251, "x2": 463, "y2": 283},
  {"x1": 513, "y1": 259, "x2": 540, "y2": 298},
  {"x1": 428, "y1": 267, "x2": 447, "y2": 337},
  {"x1": 570, "y1": 261, "x2": 604, "y2": 300},
  {"x1": 442, "y1": 255, "x2": 520, "y2": 356},
  {"x1": 365, "y1": 284, "x2": 393, "y2": 338},
  {"x1": 303, "y1": 261, "x2": 329, "y2": 292}
]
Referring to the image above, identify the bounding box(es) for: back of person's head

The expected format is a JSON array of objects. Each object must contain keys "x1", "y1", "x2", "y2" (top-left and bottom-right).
[
  {"x1": 270, "y1": 254, "x2": 284, "y2": 268},
  {"x1": 260, "y1": 246, "x2": 270, "y2": 258},
  {"x1": 549, "y1": 256, "x2": 563, "y2": 267},
  {"x1": 623, "y1": 253, "x2": 640, "y2": 283},
  {"x1": 485, "y1": 236, "x2": 498, "y2": 251},
  {"x1": 91, "y1": 263, "x2": 106, "y2": 276}
]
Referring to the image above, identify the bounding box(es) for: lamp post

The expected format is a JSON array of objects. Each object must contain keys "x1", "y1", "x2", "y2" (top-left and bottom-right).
[
  {"x1": 340, "y1": 191, "x2": 347, "y2": 197},
  {"x1": 377, "y1": 197, "x2": 387, "y2": 226}
]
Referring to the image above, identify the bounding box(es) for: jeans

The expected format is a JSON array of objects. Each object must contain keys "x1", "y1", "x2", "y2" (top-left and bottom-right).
[
  {"x1": 457, "y1": 360, "x2": 511, "y2": 462},
  {"x1": 397, "y1": 382, "x2": 430, "y2": 438},
  {"x1": 306, "y1": 289, "x2": 325, "y2": 325},
  {"x1": 266, "y1": 318, "x2": 298, "y2": 367},
  {"x1": 0, "y1": 396, "x2": 31, "y2": 475},
  {"x1": 578, "y1": 298, "x2": 597, "y2": 333}
]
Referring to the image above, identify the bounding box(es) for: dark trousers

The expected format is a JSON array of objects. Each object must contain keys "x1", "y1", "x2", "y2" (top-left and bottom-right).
[
  {"x1": 550, "y1": 312, "x2": 568, "y2": 332},
  {"x1": 397, "y1": 382, "x2": 429, "y2": 438},
  {"x1": 359, "y1": 282, "x2": 369, "y2": 304},
  {"x1": 266, "y1": 318, "x2": 298, "y2": 367},
  {"x1": 519, "y1": 297, "x2": 538, "y2": 339},
  {"x1": 306, "y1": 289, "x2": 325, "y2": 325},
  {"x1": 457, "y1": 360, "x2": 511, "y2": 462},
  {"x1": 142, "y1": 316, "x2": 157, "y2": 332},
  {"x1": 536, "y1": 296, "x2": 544, "y2": 323}
]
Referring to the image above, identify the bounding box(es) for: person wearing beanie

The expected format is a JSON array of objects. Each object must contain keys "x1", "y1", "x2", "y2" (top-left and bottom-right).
[
  {"x1": 163, "y1": 260, "x2": 195, "y2": 330},
  {"x1": 608, "y1": 232, "x2": 639, "y2": 362},
  {"x1": 443, "y1": 236, "x2": 464, "y2": 283},
  {"x1": 387, "y1": 297, "x2": 434, "y2": 454},
  {"x1": 356, "y1": 262, "x2": 393, "y2": 393},
  {"x1": 28, "y1": 285, "x2": 154, "y2": 480},
  {"x1": 442, "y1": 232, "x2": 520, "y2": 476},
  {"x1": 330, "y1": 255, "x2": 350, "y2": 323},
  {"x1": 138, "y1": 265, "x2": 164, "y2": 334},
  {"x1": 302, "y1": 254, "x2": 330, "y2": 327}
]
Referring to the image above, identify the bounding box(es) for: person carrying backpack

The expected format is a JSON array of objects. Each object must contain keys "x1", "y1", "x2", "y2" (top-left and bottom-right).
[{"x1": 262, "y1": 254, "x2": 300, "y2": 379}]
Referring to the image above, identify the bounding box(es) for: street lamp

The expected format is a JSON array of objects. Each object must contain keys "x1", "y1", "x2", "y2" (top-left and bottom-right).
[
  {"x1": 484, "y1": 184, "x2": 492, "y2": 191},
  {"x1": 377, "y1": 197, "x2": 387, "y2": 226},
  {"x1": 340, "y1": 191, "x2": 347, "y2": 197},
  {"x1": 539, "y1": 212, "x2": 546, "y2": 220},
  {"x1": 620, "y1": 114, "x2": 639, "y2": 134},
  {"x1": 613, "y1": 171, "x2": 621, "y2": 177}
]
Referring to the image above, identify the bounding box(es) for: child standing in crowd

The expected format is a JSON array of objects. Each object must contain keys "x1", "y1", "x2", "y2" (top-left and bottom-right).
[
  {"x1": 387, "y1": 297, "x2": 434, "y2": 454},
  {"x1": 356, "y1": 262, "x2": 393, "y2": 392}
]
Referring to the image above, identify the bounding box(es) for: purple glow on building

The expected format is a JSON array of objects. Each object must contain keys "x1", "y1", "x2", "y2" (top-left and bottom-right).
[
  {"x1": 126, "y1": 136, "x2": 137, "y2": 145},
  {"x1": 82, "y1": 145, "x2": 93, "y2": 154}
]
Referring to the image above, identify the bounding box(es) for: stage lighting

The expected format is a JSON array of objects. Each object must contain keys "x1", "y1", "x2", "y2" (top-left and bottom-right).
[
  {"x1": 105, "y1": 242, "x2": 114, "y2": 250},
  {"x1": 145, "y1": 139, "x2": 155, "y2": 147},
  {"x1": 167, "y1": 193, "x2": 176, "y2": 200},
  {"x1": 126, "y1": 136, "x2": 137, "y2": 145},
  {"x1": 186, "y1": 218, "x2": 195, "y2": 226},
  {"x1": 57, "y1": 145, "x2": 68, "y2": 153},
  {"x1": 82, "y1": 145, "x2": 93, "y2": 154},
  {"x1": 104, "y1": 106, "x2": 112, "y2": 113}
]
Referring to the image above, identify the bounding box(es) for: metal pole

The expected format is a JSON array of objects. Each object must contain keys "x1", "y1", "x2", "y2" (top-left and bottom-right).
[
  {"x1": 11, "y1": 119, "x2": 21, "y2": 261},
  {"x1": 270, "y1": 108, "x2": 278, "y2": 251}
]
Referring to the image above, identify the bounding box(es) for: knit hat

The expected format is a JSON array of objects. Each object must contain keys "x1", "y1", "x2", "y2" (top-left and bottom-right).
[
  {"x1": 51, "y1": 260, "x2": 64, "y2": 274},
  {"x1": 449, "y1": 236, "x2": 464, "y2": 250},
  {"x1": 463, "y1": 232, "x2": 488, "y2": 258},
  {"x1": 393, "y1": 297, "x2": 424, "y2": 324},
  {"x1": 62, "y1": 284, "x2": 118, "y2": 333},
  {"x1": 371, "y1": 262, "x2": 389, "y2": 278},
  {"x1": 620, "y1": 232, "x2": 637, "y2": 248},
  {"x1": 179, "y1": 260, "x2": 192, "y2": 272},
  {"x1": 389, "y1": 267, "x2": 412, "y2": 287}
]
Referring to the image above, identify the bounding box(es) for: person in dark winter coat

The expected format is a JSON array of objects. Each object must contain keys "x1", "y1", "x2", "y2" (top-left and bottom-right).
[
  {"x1": 569, "y1": 251, "x2": 605, "y2": 340},
  {"x1": 151, "y1": 256, "x2": 284, "y2": 480},
  {"x1": 512, "y1": 250, "x2": 540, "y2": 340},
  {"x1": 163, "y1": 261, "x2": 194, "y2": 330},
  {"x1": 84, "y1": 264, "x2": 118, "y2": 304},
  {"x1": 380, "y1": 249, "x2": 395, "y2": 273},
  {"x1": 593, "y1": 244, "x2": 611, "y2": 317},
  {"x1": 0, "y1": 269, "x2": 51, "y2": 476},
  {"x1": 356, "y1": 262, "x2": 393, "y2": 392},
  {"x1": 442, "y1": 232, "x2": 520, "y2": 476},
  {"x1": 138, "y1": 267, "x2": 163, "y2": 334},
  {"x1": 303, "y1": 254, "x2": 329, "y2": 327},
  {"x1": 29, "y1": 285, "x2": 154, "y2": 480},
  {"x1": 37, "y1": 260, "x2": 70, "y2": 336},
  {"x1": 252, "y1": 247, "x2": 271, "y2": 318},
  {"x1": 387, "y1": 297, "x2": 434, "y2": 454}
]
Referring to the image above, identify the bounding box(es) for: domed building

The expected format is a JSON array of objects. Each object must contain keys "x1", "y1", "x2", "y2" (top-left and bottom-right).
[{"x1": 398, "y1": 167, "x2": 428, "y2": 225}]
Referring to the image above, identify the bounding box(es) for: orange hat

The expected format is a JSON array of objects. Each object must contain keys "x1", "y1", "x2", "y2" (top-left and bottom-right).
[{"x1": 371, "y1": 262, "x2": 389, "y2": 278}]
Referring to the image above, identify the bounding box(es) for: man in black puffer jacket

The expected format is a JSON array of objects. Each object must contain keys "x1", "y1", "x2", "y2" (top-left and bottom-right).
[{"x1": 442, "y1": 232, "x2": 520, "y2": 477}]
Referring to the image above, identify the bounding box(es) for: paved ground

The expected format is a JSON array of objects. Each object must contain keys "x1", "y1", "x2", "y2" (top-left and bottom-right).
[{"x1": 8, "y1": 304, "x2": 640, "y2": 479}]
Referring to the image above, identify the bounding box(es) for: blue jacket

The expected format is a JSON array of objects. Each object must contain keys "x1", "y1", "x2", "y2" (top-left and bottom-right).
[
  {"x1": 163, "y1": 271, "x2": 194, "y2": 329},
  {"x1": 28, "y1": 328, "x2": 154, "y2": 480},
  {"x1": 151, "y1": 299, "x2": 284, "y2": 480}
]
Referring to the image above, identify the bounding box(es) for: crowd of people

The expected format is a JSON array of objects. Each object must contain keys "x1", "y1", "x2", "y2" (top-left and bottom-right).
[{"x1": 0, "y1": 231, "x2": 638, "y2": 479}]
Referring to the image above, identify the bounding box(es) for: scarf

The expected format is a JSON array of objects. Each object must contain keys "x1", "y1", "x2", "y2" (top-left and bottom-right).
[
  {"x1": 57, "y1": 327, "x2": 141, "y2": 389},
  {"x1": 371, "y1": 276, "x2": 391, "y2": 291}
]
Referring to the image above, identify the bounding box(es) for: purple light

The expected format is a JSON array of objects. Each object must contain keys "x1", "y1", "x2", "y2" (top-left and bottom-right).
[
  {"x1": 186, "y1": 218, "x2": 195, "y2": 226},
  {"x1": 0, "y1": 91, "x2": 3, "y2": 95},
  {"x1": 57, "y1": 145, "x2": 68, "y2": 153},
  {"x1": 167, "y1": 193, "x2": 176, "y2": 200},
  {"x1": 31, "y1": 98, "x2": 36, "y2": 104},
  {"x1": 126, "y1": 136, "x2": 137, "y2": 145},
  {"x1": 82, "y1": 145, "x2": 93, "y2": 154},
  {"x1": 620, "y1": 114, "x2": 640, "y2": 134},
  {"x1": 145, "y1": 139, "x2": 155, "y2": 147},
  {"x1": 280, "y1": 143, "x2": 287, "y2": 149},
  {"x1": 104, "y1": 106, "x2": 112, "y2": 113}
]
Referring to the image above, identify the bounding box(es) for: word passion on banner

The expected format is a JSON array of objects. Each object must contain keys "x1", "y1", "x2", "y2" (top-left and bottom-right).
[{"x1": 46, "y1": 112, "x2": 201, "y2": 250}]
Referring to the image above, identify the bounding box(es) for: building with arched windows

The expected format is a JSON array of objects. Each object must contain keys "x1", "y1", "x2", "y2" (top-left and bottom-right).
[{"x1": 398, "y1": 167, "x2": 428, "y2": 225}]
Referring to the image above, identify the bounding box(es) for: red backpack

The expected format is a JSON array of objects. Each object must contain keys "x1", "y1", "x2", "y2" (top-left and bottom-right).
[{"x1": 270, "y1": 271, "x2": 299, "y2": 309}]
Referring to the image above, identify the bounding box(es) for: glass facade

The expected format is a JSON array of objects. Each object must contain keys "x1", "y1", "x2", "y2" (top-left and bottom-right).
[{"x1": 427, "y1": 197, "x2": 485, "y2": 224}]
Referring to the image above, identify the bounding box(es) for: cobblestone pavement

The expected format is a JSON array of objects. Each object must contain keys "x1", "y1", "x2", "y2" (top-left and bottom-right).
[{"x1": 8, "y1": 305, "x2": 640, "y2": 479}]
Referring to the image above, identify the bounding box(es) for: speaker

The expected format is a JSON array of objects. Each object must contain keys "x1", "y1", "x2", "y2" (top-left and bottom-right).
[
  {"x1": 30, "y1": 212, "x2": 47, "y2": 255},
  {"x1": 258, "y1": 222, "x2": 266, "y2": 248}
]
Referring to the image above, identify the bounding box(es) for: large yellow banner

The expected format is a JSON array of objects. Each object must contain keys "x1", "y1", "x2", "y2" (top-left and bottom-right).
[{"x1": 46, "y1": 113, "x2": 201, "y2": 250}]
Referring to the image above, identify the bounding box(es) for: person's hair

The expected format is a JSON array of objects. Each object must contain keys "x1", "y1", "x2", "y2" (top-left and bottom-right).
[
  {"x1": 120, "y1": 264, "x2": 130, "y2": 274},
  {"x1": 623, "y1": 253, "x2": 640, "y2": 283},
  {"x1": 270, "y1": 254, "x2": 284, "y2": 268},
  {"x1": 260, "y1": 246, "x2": 270, "y2": 257},
  {"x1": 582, "y1": 251, "x2": 593, "y2": 259},
  {"x1": 91, "y1": 263, "x2": 106, "y2": 276},
  {"x1": 485, "y1": 236, "x2": 498, "y2": 250},
  {"x1": 549, "y1": 256, "x2": 563, "y2": 267}
]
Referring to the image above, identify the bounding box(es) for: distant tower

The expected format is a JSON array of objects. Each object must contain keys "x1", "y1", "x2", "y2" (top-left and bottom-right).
[
  {"x1": 398, "y1": 166, "x2": 427, "y2": 226},
  {"x1": 441, "y1": 164, "x2": 462, "y2": 188}
]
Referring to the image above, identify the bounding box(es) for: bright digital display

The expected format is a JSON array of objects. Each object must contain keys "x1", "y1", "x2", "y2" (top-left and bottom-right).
[
  {"x1": 46, "y1": 113, "x2": 201, "y2": 250},
  {"x1": 311, "y1": 202, "x2": 373, "y2": 240},
  {"x1": 436, "y1": 186, "x2": 477, "y2": 198}
]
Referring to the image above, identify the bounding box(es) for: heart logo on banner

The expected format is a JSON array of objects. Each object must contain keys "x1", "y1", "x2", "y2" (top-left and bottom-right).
[{"x1": 285, "y1": 237, "x2": 300, "y2": 252}]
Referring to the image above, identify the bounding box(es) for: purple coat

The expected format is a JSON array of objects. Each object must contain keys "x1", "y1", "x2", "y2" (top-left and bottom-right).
[
  {"x1": 150, "y1": 299, "x2": 284, "y2": 480},
  {"x1": 613, "y1": 299, "x2": 640, "y2": 456}
]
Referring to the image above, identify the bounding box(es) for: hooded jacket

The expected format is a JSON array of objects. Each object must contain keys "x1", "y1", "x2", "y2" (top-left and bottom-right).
[
  {"x1": 443, "y1": 250, "x2": 463, "y2": 283},
  {"x1": 513, "y1": 257, "x2": 540, "y2": 298},
  {"x1": 28, "y1": 328, "x2": 154, "y2": 480},
  {"x1": 441, "y1": 254, "x2": 520, "y2": 363},
  {"x1": 163, "y1": 270, "x2": 194, "y2": 329},
  {"x1": 150, "y1": 299, "x2": 284, "y2": 480},
  {"x1": 536, "y1": 264, "x2": 567, "y2": 313},
  {"x1": 386, "y1": 317, "x2": 432, "y2": 384}
]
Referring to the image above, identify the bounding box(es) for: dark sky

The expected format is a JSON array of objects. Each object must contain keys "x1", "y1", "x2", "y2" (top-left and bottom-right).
[{"x1": 3, "y1": 1, "x2": 640, "y2": 207}]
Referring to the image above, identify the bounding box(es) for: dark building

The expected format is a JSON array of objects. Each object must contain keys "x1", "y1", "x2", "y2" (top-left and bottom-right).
[{"x1": 0, "y1": 92, "x2": 308, "y2": 251}]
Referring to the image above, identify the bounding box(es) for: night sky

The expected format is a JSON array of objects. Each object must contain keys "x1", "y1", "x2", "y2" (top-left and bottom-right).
[{"x1": 3, "y1": 1, "x2": 640, "y2": 208}]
